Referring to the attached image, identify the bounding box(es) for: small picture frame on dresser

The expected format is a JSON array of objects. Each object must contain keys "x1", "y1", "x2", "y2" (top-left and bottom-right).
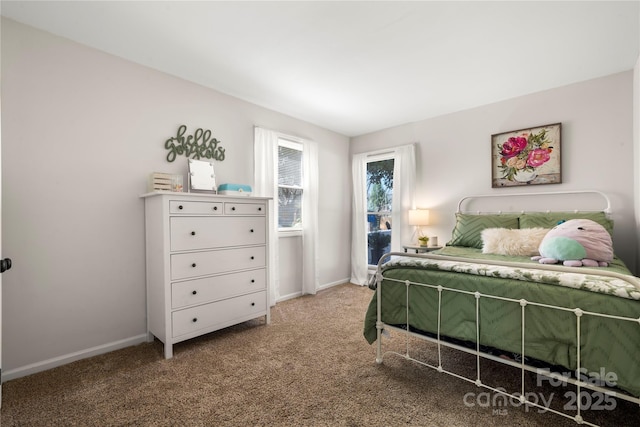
[{"x1": 188, "y1": 159, "x2": 217, "y2": 193}]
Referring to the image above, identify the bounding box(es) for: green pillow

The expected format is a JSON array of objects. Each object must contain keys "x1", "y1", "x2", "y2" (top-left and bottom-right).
[
  {"x1": 447, "y1": 213, "x2": 520, "y2": 249},
  {"x1": 519, "y1": 212, "x2": 613, "y2": 236}
]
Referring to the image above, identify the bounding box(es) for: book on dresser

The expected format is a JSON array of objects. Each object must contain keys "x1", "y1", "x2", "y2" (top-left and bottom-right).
[{"x1": 141, "y1": 191, "x2": 272, "y2": 358}]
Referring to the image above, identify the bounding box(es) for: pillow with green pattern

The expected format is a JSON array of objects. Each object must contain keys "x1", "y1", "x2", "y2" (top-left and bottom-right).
[
  {"x1": 446, "y1": 213, "x2": 520, "y2": 249},
  {"x1": 519, "y1": 212, "x2": 613, "y2": 236}
]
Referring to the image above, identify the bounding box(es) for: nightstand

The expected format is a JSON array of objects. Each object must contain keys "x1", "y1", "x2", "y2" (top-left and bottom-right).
[{"x1": 402, "y1": 245, "x2": 442, "y2": 254}]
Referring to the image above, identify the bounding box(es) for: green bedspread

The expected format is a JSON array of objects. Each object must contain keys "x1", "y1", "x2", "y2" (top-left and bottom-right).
[{"x1": 363, "y1": 246, "x2": 640, "y2": 397}]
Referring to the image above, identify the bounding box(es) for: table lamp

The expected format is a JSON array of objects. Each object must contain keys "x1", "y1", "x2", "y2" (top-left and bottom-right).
[{"x1": 408, "y1": 209, "x2": 430, "y2": 246}]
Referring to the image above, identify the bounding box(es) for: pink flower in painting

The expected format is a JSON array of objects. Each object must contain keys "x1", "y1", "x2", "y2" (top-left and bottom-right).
[
  {"x1": 497, "y1": 127, "x2": 555, "y2": 182},
  {"x1": 527, "y1": 148, "x2": 551, "y2": 167},
  {"x1": 500, "y1": 136, "x2": 528, "y2": 158}
]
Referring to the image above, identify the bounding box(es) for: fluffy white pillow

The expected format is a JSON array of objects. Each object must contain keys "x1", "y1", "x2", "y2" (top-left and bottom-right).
[{"x1": 481, "y1": 227, "x2": 550, "y2": 256}]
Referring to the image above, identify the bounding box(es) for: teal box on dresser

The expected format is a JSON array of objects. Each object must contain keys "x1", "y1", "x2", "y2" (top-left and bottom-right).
[{"x1": 218, "y1": 183, "x2": 252, "y2": 196}]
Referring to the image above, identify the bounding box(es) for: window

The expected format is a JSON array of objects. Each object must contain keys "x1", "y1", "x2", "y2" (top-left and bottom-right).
[
  {"x1": 278, "y1": 138, "x2": 303, "y2": 230},
  {"x1": 351, "y1": 144, "x2": 414, "y2": 285},
  {"x1": 366, "y1": 156, "x2": 394, "y2": 265},
  {"x1": 254, "y1": 126, "x2": 320, "y2": 297}
]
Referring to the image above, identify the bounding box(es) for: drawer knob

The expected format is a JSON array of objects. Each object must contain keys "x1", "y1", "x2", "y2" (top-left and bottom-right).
[
  {"x1": 178, "y1": 205, "x2": 184, "y2": 210},
  {"x1": 213, "y1": 206, "x2": 218, "y2": 211},
  {"x1": 250, "y1": 229, "x2": 254, "y2": 233},
  {"x1": 258, "y1": 207, "x2": 262, "y2": 211},
  {"x1": 192, "y1": 263, "x2": 197, "y2": 268},
  {"x1": 251, "y1": 302, "x2": 255, "y2": 307},
  {"x1": 251, "y1": 279, "x2": 255, "y2": 283},
  {"x1": 250, "y1": 256, "x2": 254, "y2": 260},
  {"x1": 232, "y1": 207, "x2": 236, "y2": 211},
  {"x1": 191, "y1": 231, "x2": 196, "y2": 236},
  {"x1": 192, "y1": 290, "x2": 197, "y2": 295},
  {"x1": 192, "y1": 318, "x2": 198, "y2": 323}
]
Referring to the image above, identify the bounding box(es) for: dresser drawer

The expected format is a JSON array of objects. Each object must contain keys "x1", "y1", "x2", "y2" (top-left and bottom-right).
[
  {"x1": 171, "y1": 247, "x2": 266, "y2": 280},
  {"x1": 224, "y1": 202, "x2": 266, "y2": 215},
  {"x1": 172, "y1": 269, "x2": 266, "y2": 309},
  {"x1": 170, "y1": 216, "x2": 266, "y2": 251},
  {"x1": 169, "y1": 200, "x2": 223, "y2": 215},
  {"x1": 172, "y1": 291, "x2": 267, "y2": 338}
]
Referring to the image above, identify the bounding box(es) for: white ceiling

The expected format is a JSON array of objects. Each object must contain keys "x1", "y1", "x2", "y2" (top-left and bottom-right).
[{"x1": 2, "y1": 1, "x2": 639, "y2": 137}]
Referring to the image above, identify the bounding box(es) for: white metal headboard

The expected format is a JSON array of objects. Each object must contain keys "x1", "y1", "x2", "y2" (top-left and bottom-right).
[{"x1": 456, "y1": 190, "x2": 612, "y2": 215}]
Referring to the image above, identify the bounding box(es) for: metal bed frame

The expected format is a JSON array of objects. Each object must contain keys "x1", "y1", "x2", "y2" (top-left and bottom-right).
[{"x1": 373, "y1": 191, "x2": 640, "y2": 426}]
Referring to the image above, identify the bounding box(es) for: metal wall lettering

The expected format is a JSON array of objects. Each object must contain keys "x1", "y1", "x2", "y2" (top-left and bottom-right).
[{"x1": 164, "y1": 125, "x2": 226, "y2": 163}]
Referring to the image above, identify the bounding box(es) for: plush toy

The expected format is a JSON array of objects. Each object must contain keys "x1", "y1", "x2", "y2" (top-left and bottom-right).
[{"x1": 531, "y1": 219, "x2": 613, "y2": 267}]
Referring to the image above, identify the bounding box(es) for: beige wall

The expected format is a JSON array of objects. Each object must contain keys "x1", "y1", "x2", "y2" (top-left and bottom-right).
[
  {"x1": 635, "y1": 56, "x2": 640, "y2": 274},
  {"x1": 1, "y1": 18, "x2": 351, "y2": 379},
  {"x1": 352, "y1": 71, "x2": 638, "y2": 274},
  {"x1": 3, "y1": 14, "x2": 638, "y2": 382}
]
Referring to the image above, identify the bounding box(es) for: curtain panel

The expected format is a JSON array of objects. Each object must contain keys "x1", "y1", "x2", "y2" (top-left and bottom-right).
[
  {"x1": 254, "y1": 127, "x2": 319, "y2": 302},
  {"x1": 254, "y1": 127, "x2": 280, "y2": 305}
]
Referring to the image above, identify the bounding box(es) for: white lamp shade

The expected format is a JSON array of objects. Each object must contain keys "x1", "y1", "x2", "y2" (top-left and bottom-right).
[{"x1": 408, "y1": 209, "x2": 430, "y2": 226}]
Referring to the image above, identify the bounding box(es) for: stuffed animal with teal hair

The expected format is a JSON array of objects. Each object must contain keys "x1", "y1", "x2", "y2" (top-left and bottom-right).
[{"x1": 531, "y1": 219, "x2": 613, "y2": 267}]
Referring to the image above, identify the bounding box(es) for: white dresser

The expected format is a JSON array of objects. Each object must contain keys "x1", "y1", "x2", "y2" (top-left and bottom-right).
[{"x1": 141, "y1": 192, "x2": 271, "y2": 358}]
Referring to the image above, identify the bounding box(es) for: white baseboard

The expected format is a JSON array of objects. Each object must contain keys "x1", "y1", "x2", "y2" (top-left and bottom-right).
[
  {"x1": 1, "y1": 334, "x2": 149, "y2": 383},
  {"x1": 276, "y1": 291, "x2": 303, "y2": 302},
  {"x1": 276, "y1": 277, "x2": 350, "y2": 303},
  {"x1": 2, "y1": 279, "x2": 352, "y2": 383},
  {"x1": 318, "y1": 277, "x2": 350, "y2": 291}
]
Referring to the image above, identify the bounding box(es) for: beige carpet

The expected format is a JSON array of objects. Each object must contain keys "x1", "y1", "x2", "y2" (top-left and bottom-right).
[{"x1": 1, "y1": 283, "x2": 637, "y2": 426}]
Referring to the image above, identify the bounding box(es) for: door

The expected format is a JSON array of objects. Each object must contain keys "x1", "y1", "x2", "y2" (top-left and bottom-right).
[
  {"x1": 0, "y1": 257, "x2": 9, "y2": 407},
  {"x1": 0, "y1": 92, "x2": 10, "y2": 406},
  {"x1": 1, "y1": 90, "x2": 3, "y2": 406},
  {"x1": 366, "y1": 156, "x2": 394, "y2": 266},
  {"x1": 1, "y1": 95, "x2": 2, "y2": 406},
  {"x1": 351, "y1": 145, "x2": 415, "y2": 285}
]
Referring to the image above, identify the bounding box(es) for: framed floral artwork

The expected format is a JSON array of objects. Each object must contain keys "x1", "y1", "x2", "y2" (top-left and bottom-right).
[{"x1": 491, "y1": 123, "x2": 561, "y2": 188}]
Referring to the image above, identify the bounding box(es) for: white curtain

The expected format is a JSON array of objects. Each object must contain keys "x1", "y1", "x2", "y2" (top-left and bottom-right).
[
  {"x1": 254, "y1": 127, "x2": 280, "y2": 306},
  {"x1": 391, "y1": 144, "x2": 416, "y2": 252},
  {"x1": 350, "y1": 152, "x2": 369, "y2": 285},
  {"x1": 350, "y1": 145, "x2": 416, "y2": 286},
  {"x1": 302, "y1": 139, "x2": 319, "y2": 295},
  {"x1": 254, "y1": 126, "x2": 319, "y2": 301}
]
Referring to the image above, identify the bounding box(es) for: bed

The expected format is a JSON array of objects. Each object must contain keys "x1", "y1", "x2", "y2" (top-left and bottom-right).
[{"x1": 363, "y1": 191, "x2": 640, "y2": 426}]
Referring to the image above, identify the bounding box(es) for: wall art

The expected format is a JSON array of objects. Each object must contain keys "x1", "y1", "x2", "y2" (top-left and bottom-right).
[
  {"x1": 491, "y1": 123, "x2": 561, "y2": 188},
  {"x1": 164, "y1": 124, "x2": 226, "y2": 163}
]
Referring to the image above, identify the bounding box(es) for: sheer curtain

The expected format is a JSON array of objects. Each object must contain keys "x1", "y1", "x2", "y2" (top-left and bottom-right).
[
  {"x1": 301, "y1": 138, "x2": 319, "y2": 295},
  {"x1": 391, "y1": 144, "x2": 416, "y2": 252},
  {"x1": 350, "y1": 144, "x2": 416, "y2": 285},
  {"x1": 350, "y1": 152, "x2": 369, "y2": 285},
  {"x1": 254, "y1": 126, "x2": 319, "y2": 302},
  {"x1": 254, "y1": 127, "x2": 280, "y2": 305}
]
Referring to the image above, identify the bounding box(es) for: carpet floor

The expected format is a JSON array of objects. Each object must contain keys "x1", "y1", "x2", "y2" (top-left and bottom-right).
[{"x1": 1, "y1": 283, "x2": 637, "y2": 426}]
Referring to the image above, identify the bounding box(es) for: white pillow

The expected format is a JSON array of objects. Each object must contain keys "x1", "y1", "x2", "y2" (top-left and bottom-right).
[{"x1": 481, "y1": 227, "x2": 550, "y2": 256}]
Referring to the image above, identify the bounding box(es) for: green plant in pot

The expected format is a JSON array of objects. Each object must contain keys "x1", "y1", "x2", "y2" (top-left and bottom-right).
[{"x1": 418, "y1": 236, "x2": 430, "y2": 247}]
